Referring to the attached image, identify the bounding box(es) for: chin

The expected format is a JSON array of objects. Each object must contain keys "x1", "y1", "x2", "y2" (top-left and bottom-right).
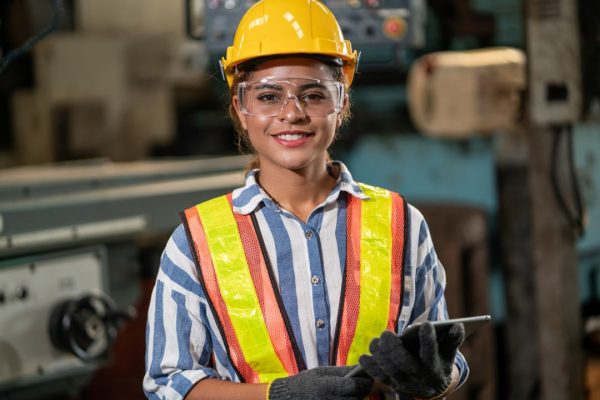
[{"x1": 272, "y1": 159, "x2": 314, "y2": 173}]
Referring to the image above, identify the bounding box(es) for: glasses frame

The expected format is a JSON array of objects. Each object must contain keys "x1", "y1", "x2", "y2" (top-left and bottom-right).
[{"x1": 237, "y1": 77, "x2": 345, "y2": 118}]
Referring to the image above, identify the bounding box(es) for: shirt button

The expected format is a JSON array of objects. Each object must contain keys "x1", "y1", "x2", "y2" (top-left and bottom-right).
[
  {"x1": 311, "y1": 275, "x2": 320, "y2": 285},
  {"x1": 305, "y1": 230, "x2": 313, "y2": 240},
  {"x1": 316, "y1": 319, "x2": 326, "y2": 329}
]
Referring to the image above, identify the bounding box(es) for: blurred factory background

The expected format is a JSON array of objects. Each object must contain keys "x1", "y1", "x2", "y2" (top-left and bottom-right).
[{"x1": 0, "y1": 0, "x2": 598, "y2": 399}]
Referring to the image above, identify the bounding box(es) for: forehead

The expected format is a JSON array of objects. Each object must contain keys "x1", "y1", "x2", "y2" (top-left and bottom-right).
[{"x1": 246, "y1": 57, "x2": 336, "y2": 81}]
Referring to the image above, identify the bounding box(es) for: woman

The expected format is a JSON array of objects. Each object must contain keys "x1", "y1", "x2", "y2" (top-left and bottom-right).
[{"x1": 144, "y1": 1, "x2": 468, "y2": 399}]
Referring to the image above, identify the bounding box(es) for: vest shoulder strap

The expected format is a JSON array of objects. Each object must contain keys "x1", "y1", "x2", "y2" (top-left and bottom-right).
[
  {"x1": 181, "y1": 194, "x2": 301, "y2": 383},
  {"x1": 334, "y1": 183, "x2": 407, "y2": 366}
]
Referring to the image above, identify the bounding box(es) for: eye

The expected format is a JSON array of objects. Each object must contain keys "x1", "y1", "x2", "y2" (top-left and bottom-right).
[
  {"x1": 256, "y1": 92, "x2": 280, "y2": 102},
  {"x1": 301, "y1": 91, "x2": 328, "y2": 103}
]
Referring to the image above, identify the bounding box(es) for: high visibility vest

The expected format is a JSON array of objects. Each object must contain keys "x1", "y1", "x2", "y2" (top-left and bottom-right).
[{"x1": 181, "y1": 183, "x2": 407, "y2": 384}]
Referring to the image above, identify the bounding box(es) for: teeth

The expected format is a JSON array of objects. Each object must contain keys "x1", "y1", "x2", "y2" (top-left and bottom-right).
[{"x1": 278, "y1": 133, "x2": 305, "y2": 141}]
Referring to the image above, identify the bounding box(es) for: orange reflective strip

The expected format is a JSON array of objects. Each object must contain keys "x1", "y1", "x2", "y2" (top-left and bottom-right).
[
  {"x1": 388, "y1": 192, "x2": 405, "y2": 330},
  {"x1": 335, "y1": 193, "x2": 362, "y2": 366},
  {"x1": 184, "y1": 206, "x2": 258, "y2": 383},
  {"x1": 231, "y1": 196, "x2": 300, "y2": 376}
]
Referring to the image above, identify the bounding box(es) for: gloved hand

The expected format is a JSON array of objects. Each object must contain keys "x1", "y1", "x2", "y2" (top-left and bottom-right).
[
  {"x1": 358, "y1": 322, "x2": 464, "y2": 399},
  {"x1": 268, "y1": 366, "x2": 373, "y2": 400}
]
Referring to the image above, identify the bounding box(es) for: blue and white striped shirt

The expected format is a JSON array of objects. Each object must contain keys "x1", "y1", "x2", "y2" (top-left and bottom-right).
[{"x1": 144, "y1": 162, "x2": 468, "y2": 399}]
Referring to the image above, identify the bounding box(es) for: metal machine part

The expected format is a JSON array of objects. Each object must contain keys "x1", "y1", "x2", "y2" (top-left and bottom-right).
[
  {"x1": 407, "y1": 47, "x2": 527, "y2": 137},
  {"x1": 48, "y1": 292, "x2": 135, "y2": 362},
  {"x1": 0, "y1": 155, "x2": 247, "y2": 398},
  {"x1": 194, "y1": 0, "x2": 426, "y2": 72},
  {"x1": 0, "y1": 155, "x2": 248, "y2": 258},
  {"x1": 526, "y1": 0, "x2": 582, "y2": 124},
  {"x1": 0, "y1": 248, "x2": 109, "y2": 391}
]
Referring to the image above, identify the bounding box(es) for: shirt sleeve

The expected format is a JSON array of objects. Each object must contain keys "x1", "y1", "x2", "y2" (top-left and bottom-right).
[
  {"x1": 406, "y1": 206, "x2": 470, "y2": 389},
  {"x1": 143, "y1": 224, "x2": 220, "y2": 400}
]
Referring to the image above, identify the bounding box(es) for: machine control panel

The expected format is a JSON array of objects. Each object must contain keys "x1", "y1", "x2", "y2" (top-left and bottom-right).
[
  {"x1": 0, "y1": 248, "x2": 107, "y2": 387},
  {"x1": 195, "y1": 0, "x2": 425, "y2": 72},
  {"x1": 0, "y1": 285, "x2": 29, "y2": 304}
]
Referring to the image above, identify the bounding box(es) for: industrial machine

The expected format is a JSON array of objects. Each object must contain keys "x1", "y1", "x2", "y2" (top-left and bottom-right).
[
  {"x1": 0, "y1": 156, "x2": 248, "y2": 399},
  {"x1": 189, "y1": 0, "x2": 426, "y2": 73},
  {"x1": 0, "y1": 248, "x2": 113, "y2": 393},
  {"x1": 0, "y1": 1, "x2": 430, "y2": 396}
]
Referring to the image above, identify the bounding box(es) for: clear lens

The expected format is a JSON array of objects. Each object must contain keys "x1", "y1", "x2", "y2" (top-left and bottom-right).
[{"x1": 238, "y1": 77, "x2": 344, "y2": 117}]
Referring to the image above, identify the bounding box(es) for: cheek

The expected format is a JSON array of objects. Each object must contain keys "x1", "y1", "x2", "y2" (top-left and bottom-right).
[{"x1": 245, "y1": 117, "x2": 271, "y2": 142}]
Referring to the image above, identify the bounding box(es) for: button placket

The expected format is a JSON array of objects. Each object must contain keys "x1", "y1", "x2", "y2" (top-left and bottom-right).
[{"x1": 301, "y1": 218, "x2": 331, "y2": 363}]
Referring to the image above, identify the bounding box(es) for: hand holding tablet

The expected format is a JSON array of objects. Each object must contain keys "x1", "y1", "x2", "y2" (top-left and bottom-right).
[{"x1": 345, "y1": 315, "x2": 491, "y2": 379}]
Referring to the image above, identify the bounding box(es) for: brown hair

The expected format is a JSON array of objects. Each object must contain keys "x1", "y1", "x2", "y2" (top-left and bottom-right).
[{"x1": 227, "y1": 57, "x2": 352, "y2": 171}]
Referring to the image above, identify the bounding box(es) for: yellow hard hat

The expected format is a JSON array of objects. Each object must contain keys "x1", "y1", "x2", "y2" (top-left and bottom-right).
[{"x1": 220, "y1": 0, "x2": 359, "y2": 87}]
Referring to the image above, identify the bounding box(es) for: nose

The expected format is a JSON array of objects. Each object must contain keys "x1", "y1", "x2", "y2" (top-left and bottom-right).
[{"x1": 277, "y1": 95, "x2": 307, "y2": 122}]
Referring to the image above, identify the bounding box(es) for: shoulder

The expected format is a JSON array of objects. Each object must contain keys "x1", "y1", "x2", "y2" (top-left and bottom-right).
[
  {"x1": 170, "y1": 223, "x2": 191, "y2": 249},
  {"x1": 161, "y1": 223, "x2": 195, "y2": 273},
  {"x1": 406, "y1": 202, "x2": 427, "y2": 228},
  {"x1": 157, "y1": 223, "x2": 207, "y2": 295}
]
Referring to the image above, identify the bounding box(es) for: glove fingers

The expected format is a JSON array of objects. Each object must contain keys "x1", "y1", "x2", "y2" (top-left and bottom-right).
[
  {"x1": 324, "y1": 375, "x2": 373, "y2": 397},
  {"x1": 371, "y1": 331, "x2": 421, "y2": 375},
  {"x1": 317, "y1": 365, "x2": 355, "y2": 377},
  {"x1": 313, "y1": 367, "x2": 374, "y2": 396},
  {"x1": 377, "y1": 330, "x2": 402, "y2": 351},
  {"x1": 359, "y1": 354, "x2": 389, "y2": 383},
  {"x1": 437, "y1": 322, "x2": 465, "y2": 362},
  {"x1": 418, "y1": 322, "x2": 441, "y2": 369},
  {"x1": 342, "y1": 377, "x2": 373, "y2": 397}
]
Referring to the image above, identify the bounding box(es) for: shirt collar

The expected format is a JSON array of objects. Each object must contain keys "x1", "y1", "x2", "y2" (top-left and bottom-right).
[{"x1": 231, "y1": 161, "x2": 369, "y2": 215}]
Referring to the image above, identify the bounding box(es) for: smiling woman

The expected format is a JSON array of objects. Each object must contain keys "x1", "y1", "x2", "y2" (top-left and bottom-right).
[
  {"x1": 143, "y1": 1, "x2": 469, "y2": 400},
  {"x1": 230, "y1": 57, "x2": 345, "y2": 200},
  {"x1": 228, "y1": 56, "x2": 352, "y2": 175}
]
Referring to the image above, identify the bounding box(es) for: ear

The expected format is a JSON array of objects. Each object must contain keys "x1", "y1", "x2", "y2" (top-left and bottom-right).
[{"x1": 232, "y1": 95, "x2": 248, "y2": 130}]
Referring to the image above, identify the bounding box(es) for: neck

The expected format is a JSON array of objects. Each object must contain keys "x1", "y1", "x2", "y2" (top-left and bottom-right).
[{"x1": 257, "y1": 160, "x2": 337, "y2": 222}]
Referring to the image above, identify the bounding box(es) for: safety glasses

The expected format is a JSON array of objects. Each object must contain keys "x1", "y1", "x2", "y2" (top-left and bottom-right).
[{"x1": 237, "y1": 77, "x2": 345, "y2": 117}]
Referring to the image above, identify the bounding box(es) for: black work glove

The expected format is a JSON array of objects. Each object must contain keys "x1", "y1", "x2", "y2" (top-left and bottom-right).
[
  {"x1": 268, "y1": 366, "x2": 373, "y2": 400},
  {"x1": 358, "y1": 322, "x2": 464, "y2": 399}
]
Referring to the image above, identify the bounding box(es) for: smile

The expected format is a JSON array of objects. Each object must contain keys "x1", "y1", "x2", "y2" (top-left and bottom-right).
[
  {"x1": 273, "y1": 131, "x2": 314, "y2": 141},
  {"x1": 279, "y1": 133, "x2": 306, "y2": 141},
  {"x1": 271, "y1": 131, "x2": 315, "y2": 147}
]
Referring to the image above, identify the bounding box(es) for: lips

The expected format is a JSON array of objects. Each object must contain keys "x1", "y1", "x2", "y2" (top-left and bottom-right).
[
  {"x1": 278, "y1": 133, "x2": 305, "y2": 141},
  {"x1": 272, "y1": 131, "x2": 314, "y2": 141},
  {"x1": 271, "y1": 130, "x2": 314, "y2": 147}
]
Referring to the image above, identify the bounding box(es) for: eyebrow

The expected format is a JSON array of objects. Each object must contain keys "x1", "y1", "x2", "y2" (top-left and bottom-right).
[
  {"x1": 298, "y1": 82, "x2": 328, "y2": 91},
  {"x1": 253, "y1": 83, "x2": 283, "y2": 91},
  {"x1": 253, "y1": 82, "x2": 329, "y2": 91}
]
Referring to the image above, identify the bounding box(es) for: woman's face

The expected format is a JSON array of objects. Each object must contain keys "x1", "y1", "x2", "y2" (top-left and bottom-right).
[{"x1": 232, "y1": 57, "x2": 347, "y2": 174}]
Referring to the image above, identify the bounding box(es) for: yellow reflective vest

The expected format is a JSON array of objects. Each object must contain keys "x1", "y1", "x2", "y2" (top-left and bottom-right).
[{"x1": 182, "y1": 183, "x2": 407, "y2": 384}]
